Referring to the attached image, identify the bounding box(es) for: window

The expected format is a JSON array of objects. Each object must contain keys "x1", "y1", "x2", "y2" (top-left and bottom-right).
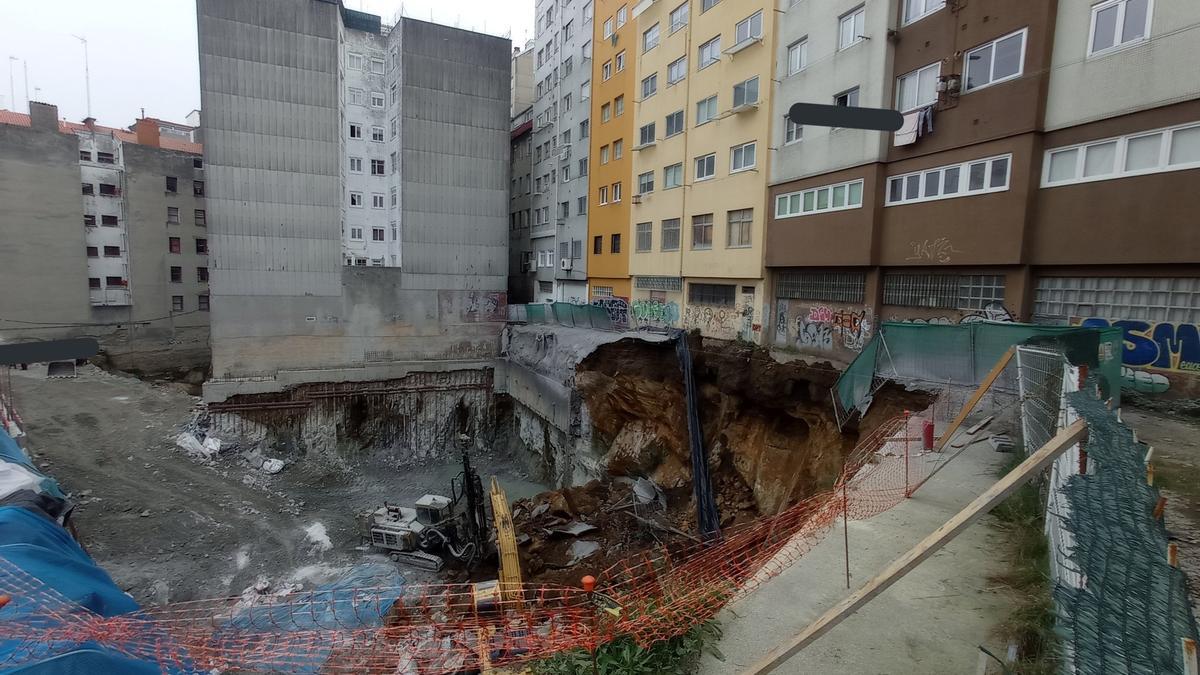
[
  {"x1": 84, "y1": 215, "x2": 96, "y2": 227},
  {"x1": 788, "y1": 39, "x2": 808, "y2": 75},
  {"x1": 579, "y1": 158, "x2": 589, "y2": 176},
  {"x1": 636, "y1": 223, "x2": 652, "y2": 252},
  {"x1": 346, "y1": 52, "x2": 364, "y2": 70},
  {"x1": 617, "y1": 5, "x2": 627, "y2": 27},
  {"x1": 86, "y1": 245, "x2": 98, "y2": 257},
  {"x1": 785, "y1": 116, "x2": 803, "y2": 145},
  {"x1": 170, "y1": 266, "x2": 182, "y2": 282},
  {"x1": 730, "y1": 142, "x2": 756, "y2": 172},
  {"x1": 563, "y1": 20, "x2": 574, "y2": 41},
  {"x1": 94, "y1": 181, "x2": 116, "y2": 196},
  {"x1": 604, "y1": 17, "x2": 614, "y2": 38},
  {"x1": 834, "y1": 87, "x2": 860, "y2": 107},
  {"x1": 169, "y1": 237, "x2": 181, "y2": 254},
  {"x1": 559, "y1": 201, "x2": 570, "y2": 219},
  {"x1": 349, "y1": 88, "x2": 365, "y2": 105},
  {"x1": 578, "y1": 196, "x2": 587, "y2": 214},
  {"x1": 611, "y1": 233, "x2": 622, "y2": 253},
  {"x1": 1089, "y1": 0, "x2": 1150, "y2": 56},
  {"x1": 698, "y1": 37, "x2": 721, "y2": 69},
  {"x1": 195, "y1": 238, "x2": 208, "y2": 254},
  {"x1": 691, "y1": 214, "x2": 713, "y2": 249},
  {"x1": 1043, "y1": 122, "x2": 1200, "y2": 187},
  {"x1": 886, "y1": 154, "x2": 1011, "y2": 205},
  {"x1": 195, "y1": 209, "x2": 206, "y2": 226},
  {"x1": 670, "y1": 2, "x2": 689, "y2": 32},
  {"x1": 101, "y1": 215, "x2": 118, "y2": 226},
  {"x1": 563, "y1": 94, "x2": 572, "y2": 113},
  {"x1": 350, "y1": 191, "x2": 363, "y2": 207},
  {"x1": 726, "y1": 209, "x2": 752, "y2": 248},
  {"x1": 897, "y1": 62, "x2": 940, "y2": 112},
  {"x1": 664, "y1": 163, "x2": 683, "y2": 189},
  {"x1": 371, "y1": 92, "x2": 385, "y2": 108},
  {"x1": 777, "y1": 271, "x2": 867, "y2": 303},
  {"x1": 616, "y1": 51, "x2": 626, "y2": 72},
  {"x1": 167, "y1": 207, "x2": 180, "y2": 224},
  {"x1": 172, "y1": 296, "x2": 184, "y2": 312},
  {"x1": 697, "y1": 95, "x2": 718, "y2": 124},
  {"x1": 612, "y1": 182, "x2": 622, "y2": 202},
  {"x1": 82, "y1": 183, "x2": 94, "y2": 195},
  {"x1": 564, "y1": 57, "x2": 573, "y2": 77},
  {"x1": 701, "y1": 0, "x2": 720, "y2": 12},
  {"x1": 350, "y1": 227, "x2": 363, "y2": 240},
  {"x1": 193, "y1": 157, "x2": 203, "y2": 169},
  {"x1": 644, "y1": 24, "x2": 660, "y2": 51},
  {"x1": 734, "y1": 11, "x2": 763, "y2": 45},
  {"x1": 903, "y1": 0, "x2": 945, "y2": 25},
  {"x1": 372, "y1": 193, "x2": 385, "y2": 208},
  {"x1": 639, "y1": 123, "x2": 656, "y2": 146},
  {"x1": 97, "y1": 151, "x2": 115, "y2": 164},
  {"x1": 964, "y1": 29, "x2": 1026, "y2": 92},
  {"x1": 611, "y1": 140, "x2": 623, "y2": 160},
  {"x1": 601, "y1": 103, "x2": 612, "y2": 122},
  {"x1": 601, "y1": 145, "x2": 610, "y2": 164},
  {"x1": 197, "y1": 267, "x2": 208, "y2": 282},
  {"x1": 689, "y1": 283, "x2": 735, "y2": 306},
  {"x1": 165, "y1": 176, "x2": 177, "y2": 193},
  {"x1": 372, "y1": 228, "x2": 385, "y2": 242},
  {"x1": 370, "y1": 58, "x2": 384, "y2": 74},
  {"x1": 390, "y1": 187, "x2": 398, "y2": 206},
  {"x1": 665, "y1": 110, "x2": 684, "y2": 137},
  {"x1": 884, "y1": 274, "x2": 1005, "y2": 311},
  {"x1": 582, "y1": 40, "x2": 592, "y2": 59},
  {"x1": 638, "y1": 171, "x2": 655, "y2": 194},
  {"x1": 349, "y1": 123, "x2": 362, "y2": 139},
  {"x1": 580, "y1": 119, "x2": 590, "y2": 139},
  {"x1": 775, "y1": 179, "x2": 865, "y2": 217},
  {"x1": 695, "y1": 153, "x2": 716, "y2": 180},
  {"x1": 593, "y1": 236, "x2": 603, "y2": 255},
  {"x1": 89, "y1": 277, "x2": 101, "y2": 289},
  {"x1": 105, "y1": 276, "x2": 126, "y2": 288},
  {"x1": 80, "y1": 150, "x2": 91, "y2": 161},
  {"x1": 599, "y1": 185, "x2": 609, "y2": 204},
  {"x1": 371, "y1": 159, "x2": 385, "y2": 175},
  {"x1": 198, "y1": 295, "x2": 210, "y2": 311},
  {"x1": 668, "y1": 57, "x2": 687, "y2": 84},
  {"x1": 839, "y1": 6, "x2": 866, "y2": 50},
  {"x1": 733, "y1": 77, "x2": 759, "y2": 108},
  {"x1": 371, "y1": 126, "x2": 384, "y2": 142},
  {"x1": 659, "y1": 218, "x2": 681, "y2": 251},
  {"x1": 642, "y1": 73, "x2": 658, "y2": 99},
  {"x1": 350, "y1": 157, "x2": 363, "y2": 173},
  {"x1": 193, "y1": 180, "x2": 205, "y2": 197},
  {"x1": 615, "y1": 95, "x2": 625, "y2": 116}
]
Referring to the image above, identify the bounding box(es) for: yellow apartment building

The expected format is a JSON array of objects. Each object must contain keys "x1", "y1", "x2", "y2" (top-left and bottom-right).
[
  {"x1": 587, "y1": 0, "x2": 637, "y2": 302},
  {"x1": 627, "y1": 0, "x2": 774, "y2": 342}
]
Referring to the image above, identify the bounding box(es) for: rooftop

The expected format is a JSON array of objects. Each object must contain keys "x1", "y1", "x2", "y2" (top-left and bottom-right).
[{"x1": 0, "y1": 109, "x2": 202, "y2": 155}]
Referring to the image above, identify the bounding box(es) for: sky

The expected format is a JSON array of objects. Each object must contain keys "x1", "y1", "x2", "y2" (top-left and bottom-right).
[{"x1": 0, "y1": 0, "x2": 534, "y2": 127}]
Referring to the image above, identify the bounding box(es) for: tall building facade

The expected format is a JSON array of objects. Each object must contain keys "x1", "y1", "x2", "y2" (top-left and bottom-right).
[
  {"x1": 0, "y1": 102, "x2": 210, "y2": 372},
  {"x1": 198, "y1": 0, "x2": 511, "y2": 398},
  {"x1": 530, "y1": 0, "x2": 593, "y2": 302},
  {"x1": 510, "y1": 105, "x2": 536, "y2": 303},
  {"x1": 585, "y1": 0, "x2": 635, "y2": 303},
  {"x1": 626, "y1": 0, "x2": 776, "y2": 341}
]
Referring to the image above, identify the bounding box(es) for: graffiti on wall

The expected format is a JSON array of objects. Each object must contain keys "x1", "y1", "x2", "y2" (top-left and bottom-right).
[
  {"x1": 794, "y1": 305, "x2": 873, "y2": 353},
  {"x1": 439, "y1": 290, "x2": 507, "y2": 323},
  {"x1": 591, "y1": 297, "x2": 630, "y2": 329},
  {"x1": 775, "y1": 299, "x2": 789, "y2": 345},
  {"x1": 631, "y1": 299, "x2": 680, "y2": 328},
  {"x1": 891, "y1": 302, "x2": 1014, "y2": 325},
  {"x1": 905, "y1": 237, "x2": 963, "y2": 263},
  {"x1": 1074, "y1": 317, "x2": 1200, "y2": 393},
  {"x1": 682, "y1": 302, "x2": 759, "y2": 341}
]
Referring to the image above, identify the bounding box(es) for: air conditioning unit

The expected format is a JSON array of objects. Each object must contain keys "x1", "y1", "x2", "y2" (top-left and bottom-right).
[
  {"x1": 631, "y1": 194, "x2": 643, "y2": 204},
  {"x1": 560, "y1": 258, "x2": 573, "y2": 271}
]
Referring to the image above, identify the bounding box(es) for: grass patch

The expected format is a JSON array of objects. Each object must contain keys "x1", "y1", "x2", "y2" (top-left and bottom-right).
[
  {"x1": 988, "y1": 456, "x2": 1061, "y2": 674},
  {"x1": 529, "y1": 620, "x2": 724, "y2": 675}
]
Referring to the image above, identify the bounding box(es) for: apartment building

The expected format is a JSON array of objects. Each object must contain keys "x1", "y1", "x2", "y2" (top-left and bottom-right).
[
  {"x1": 762, "y1": 0, "x2": 1200, "y2": 397},
  {"x1": 585, "y1": 0, "x2": 635, "y2": 302},
  {"x1": 510, "y1": 105, "x2": 536, "y2": 303},
  {"x1": 198, "y1": 0, "x2": 510, "y2": 396},
  {"x1": 626, "y1": 0, "x2": 776, "y2": 341},
  {"x1": 531, "y1": 0, "x2": 593, "y2": 302},
  {"x1": 0, "y1": 102, "x2": 209, "y2": 370}
]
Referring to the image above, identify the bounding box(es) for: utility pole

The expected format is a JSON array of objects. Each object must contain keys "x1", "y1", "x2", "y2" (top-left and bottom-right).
[
  {"x1": 7, "y1": 57, "x2": 16, "y2": 112},
  {"x1": 22, "y1": 60, "x2": 29, "y2": 111},
  {"x1": 72, "y1": 35, "x2": 92, "y2": 119}
]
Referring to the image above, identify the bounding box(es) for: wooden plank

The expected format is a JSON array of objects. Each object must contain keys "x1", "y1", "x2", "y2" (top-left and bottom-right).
[
  {"x1": 935, "y1": 348, "x2": 1015, "y2": 451},
  {"x1": 964, "y1": 415, "x2": 995, "y2": 436},
  {"x1": 1184, "y1": 638, "x2": 1198, "y2": 675},
  {"x1": 742, "y1": 418, "x2": 1088, "y2": 675}
]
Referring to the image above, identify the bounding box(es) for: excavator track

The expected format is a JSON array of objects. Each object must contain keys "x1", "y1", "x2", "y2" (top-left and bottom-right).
[{"x1": 390, "y1": 550, "x2": 444, "y2": 572}]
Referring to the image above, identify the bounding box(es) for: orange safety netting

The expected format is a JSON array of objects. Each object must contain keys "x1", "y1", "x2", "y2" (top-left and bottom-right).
[{"x1": 1, "y1": 410, "x2": 950, "y2": 674}]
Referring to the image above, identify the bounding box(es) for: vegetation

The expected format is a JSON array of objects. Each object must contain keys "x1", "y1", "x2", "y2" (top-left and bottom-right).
[
  {"x1": 989, "y1": 456, "x2": 1061, "y2": 674},
  {"x1": 529, "y1": 621, "x2": 724, "y2": 675}
]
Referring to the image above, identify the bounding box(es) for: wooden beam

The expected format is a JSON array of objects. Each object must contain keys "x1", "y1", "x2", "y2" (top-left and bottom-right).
[
  {"x1": 935, "y1": 347, "x2": 1015, "y2": 451},
  {"x1": 742, "y1": 418, "x2": 1088, "y2": 675},
  {"x1": 1184, "y1": 638, "x2": 1198, "y2": 675}
]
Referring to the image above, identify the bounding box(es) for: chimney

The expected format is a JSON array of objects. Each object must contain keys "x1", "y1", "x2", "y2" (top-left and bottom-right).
[
  {"x1": 83, "y1": 116, "x2": 97, "y2": 131},
  {"x1": 28, "y1": 101, "x2": 59, "y2": 132},
  {"x1": 134, "y1": 118, "x2": 161, "y2": 148}
]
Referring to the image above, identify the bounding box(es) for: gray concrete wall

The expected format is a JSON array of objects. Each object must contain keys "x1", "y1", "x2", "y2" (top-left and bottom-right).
[{"x1": 0, "y1": 125, "x2": 91, "y2": 341}]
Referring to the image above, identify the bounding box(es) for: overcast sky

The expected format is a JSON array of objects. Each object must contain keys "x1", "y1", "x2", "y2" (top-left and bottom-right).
[{"x1": 0, "y1": 0, "x2": 534, "y2": 126}]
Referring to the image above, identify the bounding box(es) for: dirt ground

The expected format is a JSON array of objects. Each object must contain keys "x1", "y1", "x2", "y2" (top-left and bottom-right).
[
  {"x1": 10, "y1": 364, "x2": 546, "y2": 606},
  {"x1": 1124, "y1": 404, "x2": 1200, "y2": 616}
]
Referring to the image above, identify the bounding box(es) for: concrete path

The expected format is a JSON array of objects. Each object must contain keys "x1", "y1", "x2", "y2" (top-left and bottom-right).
[{"x1": 701, "y1": 437, "x2": 1017, "y2": 674}]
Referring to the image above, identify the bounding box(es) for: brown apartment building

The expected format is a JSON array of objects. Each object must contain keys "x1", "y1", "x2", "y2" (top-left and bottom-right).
[{"x1": 766, "y1": 0, "x2": 1200, "y2": 398}]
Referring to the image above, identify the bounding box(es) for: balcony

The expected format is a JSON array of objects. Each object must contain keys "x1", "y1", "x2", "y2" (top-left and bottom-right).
[{"x1": 90, "y1": 287, "x2": 131, "y2": 306}]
